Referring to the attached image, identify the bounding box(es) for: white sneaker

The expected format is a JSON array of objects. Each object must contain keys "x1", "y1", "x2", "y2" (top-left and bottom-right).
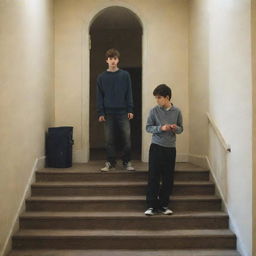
[
  {"x1": 158, "y1": 207, "x2": 173, "y2": 215},
  {"x1": 123, "y1": 161, "x2": 135, "y2": 171},
  {"x1": 144, "y1": 208, "x2": 156, "y2": 216},
  {"x1": 100, "y1": 162, "x2": 115, "y2": 172}
]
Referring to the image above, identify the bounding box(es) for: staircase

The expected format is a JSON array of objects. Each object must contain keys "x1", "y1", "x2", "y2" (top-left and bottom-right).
[{"x1": 8, "y1": 161, "x2": 240, "y2": 256}]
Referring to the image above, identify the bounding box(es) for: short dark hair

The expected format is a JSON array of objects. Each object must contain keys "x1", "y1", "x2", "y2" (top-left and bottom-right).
[
  {"x1": 153, "y1": 84, "x2": 172, "y2": 99},
  {"x1": 105, "y1": 48, "x2": 120, "y2": 59}
]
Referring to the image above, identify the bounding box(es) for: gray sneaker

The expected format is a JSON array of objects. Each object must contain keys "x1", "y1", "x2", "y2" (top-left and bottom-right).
[
  {"x1": 100, "y1": 162, "x2": 115, "y2": 172},
  {"x1": 123, "y1": 161, "x2": 135, "y2": 171},
  {"x1": 144, "y1": 208, "x2": 157, "y2": 216},
  {"x1": 158, "y1": 207, "x2": 173, "y2": 215}
]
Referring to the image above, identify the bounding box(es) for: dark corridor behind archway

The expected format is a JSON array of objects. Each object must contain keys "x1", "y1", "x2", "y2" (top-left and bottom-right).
[{"x1": 89, "y1": 6, "x2": 142, "y2": 161}]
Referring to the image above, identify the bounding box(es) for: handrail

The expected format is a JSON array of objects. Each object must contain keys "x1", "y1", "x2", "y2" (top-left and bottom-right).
[{"x1": 206, "y1": 112, "x2": 231, "y2": 152}]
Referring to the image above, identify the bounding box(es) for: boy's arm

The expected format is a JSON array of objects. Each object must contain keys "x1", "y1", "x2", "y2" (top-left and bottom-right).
[
  {"x1": 174, "y1": 110, "x2": 184, "y2": 134},
  {"x1": 96, "y1": 77, "x2": 105, "y2": 117},
  {"x1": 146, "y1": 110, "x2": 162, "y2": 134},
  {"x1": 126, "y1": 73, "x2": 133, "y2": 113}
]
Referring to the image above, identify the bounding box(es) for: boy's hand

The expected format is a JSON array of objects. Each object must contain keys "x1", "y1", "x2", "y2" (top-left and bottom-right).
[
  {"x1": 128, "y1": 113, "x2": 134, "y2": 120},
  {"x1": 169, "y1": 124, "x2": 177, "y2": 131},
  {"x1": 161, "y1": 124, "x2": 171, "y2": 131},
  {"x1": 161, "y1": 124, "x2": 177, "y2": 131},
  {"x1": 98, "y1": 116, "x2": 106, "y2": 122}
]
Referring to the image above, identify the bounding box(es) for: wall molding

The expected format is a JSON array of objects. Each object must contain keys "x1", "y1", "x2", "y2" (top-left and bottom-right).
[{"x1": 1, "y1": 156, "x2": 45, "y2": 256}]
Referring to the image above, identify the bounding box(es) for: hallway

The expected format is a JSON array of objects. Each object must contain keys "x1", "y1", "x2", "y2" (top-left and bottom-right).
[{"x1": 0, "y1": 1, "x2": 255, "y2": 256}]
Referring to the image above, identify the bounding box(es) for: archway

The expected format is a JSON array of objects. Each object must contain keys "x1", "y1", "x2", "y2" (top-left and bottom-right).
[{"x1": 89, "y1": 6, "x2": 143, "y2": 161}]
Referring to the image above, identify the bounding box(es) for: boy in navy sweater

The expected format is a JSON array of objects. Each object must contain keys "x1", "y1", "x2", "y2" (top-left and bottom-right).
[
  {"x1": 97, "y1": 48, "x2": 135, "y2": 172},
  {"x1": 145, "y1": 84, "x2": 183, "y2": 216}
]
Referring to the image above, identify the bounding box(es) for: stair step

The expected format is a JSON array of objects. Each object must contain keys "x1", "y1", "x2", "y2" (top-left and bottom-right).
[
  {"x1": 8, "y1": 162, "x2": 241, "y2": 255},
  {"x1": 36, "y1": 169, "x2": 209, "y2": 182},
  {"x1": 20, "y1": 211, "x2": 228, "y2": 230},
  {"x1": 26, "y1": 195, "x2": 221, "y2": 212},
  {"x1": 8, "y1": 249, "x2": 241, "y2": 256},
  {"x1": 13, "y1": 229, "x2": 236, "y2": 250},
  {"x1": 31, "y1": 181, "x2": 215, "y2": 196}
]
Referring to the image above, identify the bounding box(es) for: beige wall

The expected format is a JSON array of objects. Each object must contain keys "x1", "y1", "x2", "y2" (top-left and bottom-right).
[
  {"x1": 189, "y1": 0, "x2": 253, "y2": 255},
  {"x1": 54, "y1": 0, "x2": 189, "y2": 162},
  {"x1": 252, "y1": 0, "x2": 256, "y2": 254},
  {"x1": 0, "y1": 0, "x2": 54, "y2": 254}
]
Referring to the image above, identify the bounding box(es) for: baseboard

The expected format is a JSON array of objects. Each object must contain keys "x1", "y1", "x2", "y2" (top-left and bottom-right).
[
  {"x1": 205, "y1": 156, "x2": 249, "y2": 256},
  {"x1": 1, "y1": 156, "x2": 45, "y2": 256},
  {"x1": 228, "y1": 211, "x2": 249, "y2": 256},
  {"x1": 205, "y1": 156, "x2": 227, "y2": 208}
]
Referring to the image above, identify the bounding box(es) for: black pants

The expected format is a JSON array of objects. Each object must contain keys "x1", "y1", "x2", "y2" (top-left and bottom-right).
[{"x1": 146, "y1": 143, "x2": 176, "y2": 209}]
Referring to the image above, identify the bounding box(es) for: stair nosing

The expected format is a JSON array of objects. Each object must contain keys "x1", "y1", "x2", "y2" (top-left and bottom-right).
[
  {"x1": 31, "y1": 181, "x2": 214, "y2": 187},
  {"x1": 20, "y1": 211, "x2": 228, "y2": 219},
  {"x1": 36, "y1": 169, "x2": 210, "y2": 174},
  {"x1": 26, "y1": 195, "x2": 221, "y2": 201},
  {"x1": 14, "y1": 229, "x2": 236, "y2": 238}
]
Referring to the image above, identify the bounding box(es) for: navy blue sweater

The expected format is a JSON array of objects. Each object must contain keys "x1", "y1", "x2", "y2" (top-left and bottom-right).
[{"x1": 96, "y1": 69, "x2": 134, "y2": 117}]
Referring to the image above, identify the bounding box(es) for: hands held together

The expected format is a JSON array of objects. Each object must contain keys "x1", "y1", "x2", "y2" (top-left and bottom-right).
[{"x1": 161, "y1": 124, "x2": 177, "y2": 132}]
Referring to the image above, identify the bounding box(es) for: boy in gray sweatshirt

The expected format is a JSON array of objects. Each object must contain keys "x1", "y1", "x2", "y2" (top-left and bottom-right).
[{"x1": 145, "y1": 84, "x2": 183, "y2": 216}]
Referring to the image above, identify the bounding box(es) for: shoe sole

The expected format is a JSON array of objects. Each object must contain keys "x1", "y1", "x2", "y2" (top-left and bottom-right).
[
  {"x1": 144, "y1": 211, "x2": 159, "y2": 216},
  {"x1": 100, "y1": 168, "x2": 116, "y2": 172},
  {"x1": 160, "y1": 211, "x2": 173, "y2": 215},
  {"x1": 145, "y1": 213, "x2": 155, "y2": 216}
]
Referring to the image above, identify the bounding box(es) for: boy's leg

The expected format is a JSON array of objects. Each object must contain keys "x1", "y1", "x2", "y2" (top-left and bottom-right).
[
  {"x1": 104, "y1": 114, "x2": 116, "y2": 166},
  {"x1": 146, "y1": 144, "x2": 161, "y2": 209},
  {"x1": 116, "y1": 113, "x2": 131, "y2": 164},
  {"x1": 159, "y1": 147, "x2": 176, "y2": 208}
]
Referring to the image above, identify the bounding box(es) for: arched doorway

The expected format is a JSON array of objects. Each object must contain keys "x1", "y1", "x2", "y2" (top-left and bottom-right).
[{"x1": 89, "y1": 6, "x2": 143, "y2": 161}]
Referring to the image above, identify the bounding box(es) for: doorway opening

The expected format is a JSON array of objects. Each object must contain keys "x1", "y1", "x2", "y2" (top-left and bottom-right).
[{"x1": 89, "y1": 6, "x2": 142, "y2": 161}]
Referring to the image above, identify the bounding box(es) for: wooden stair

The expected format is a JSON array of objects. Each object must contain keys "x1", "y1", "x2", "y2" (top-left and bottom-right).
[{"x1": 8, "y1": 161, "x2": 240, "y2": 256}]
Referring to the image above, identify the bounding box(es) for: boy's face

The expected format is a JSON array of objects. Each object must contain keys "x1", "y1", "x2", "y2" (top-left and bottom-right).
[
  {"x1": 106, "y1": 56, "x2": 119, "y2": 68},
  {"x1": 155, "y1": 95, "x2": 170, "y2": 107}
]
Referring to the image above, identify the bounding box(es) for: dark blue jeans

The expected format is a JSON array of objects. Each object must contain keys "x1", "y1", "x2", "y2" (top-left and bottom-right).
[{"x1": 104, "y1": 113, "x2": 131, "y2": 166}]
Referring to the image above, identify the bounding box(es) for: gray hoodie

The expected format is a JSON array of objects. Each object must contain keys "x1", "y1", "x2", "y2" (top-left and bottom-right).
[{"x1": 146, "y1": 104, "x2": 183, "y2": 148}]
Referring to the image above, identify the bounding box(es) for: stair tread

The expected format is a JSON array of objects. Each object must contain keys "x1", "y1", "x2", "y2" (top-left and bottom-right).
[
  {"x1": 8, "y1": 249, "x2": 241, "y2": 256},
  {"x1": 37, "y1": 163, "x2": 209, "y2": 173},
  {"x1": 37, "y1": 169, "x2": 209, "y2": 174},
  {"x1": 27, "y1": 195, "x2": 220, "y2": 201},
  {"x1": 32, "y1": 181, "x2": 214, "y2": 186},
  {"x1": 14, "y1": 229, "x2": 235, "y2": 237},
  {"x1": 20, "y1": 211, "x2": 228, "y2": 218}
]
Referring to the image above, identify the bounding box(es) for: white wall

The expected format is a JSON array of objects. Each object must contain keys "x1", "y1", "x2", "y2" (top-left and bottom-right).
[
  {"x1": 0, "y1": 0, "x2": 54, "y2": 254},
  {"x1": 54, "y1": 0, "x2": 189, "y2": 162},
  {"x1": 189, "y1": 1, "x2": 252, "y2": 255}
]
